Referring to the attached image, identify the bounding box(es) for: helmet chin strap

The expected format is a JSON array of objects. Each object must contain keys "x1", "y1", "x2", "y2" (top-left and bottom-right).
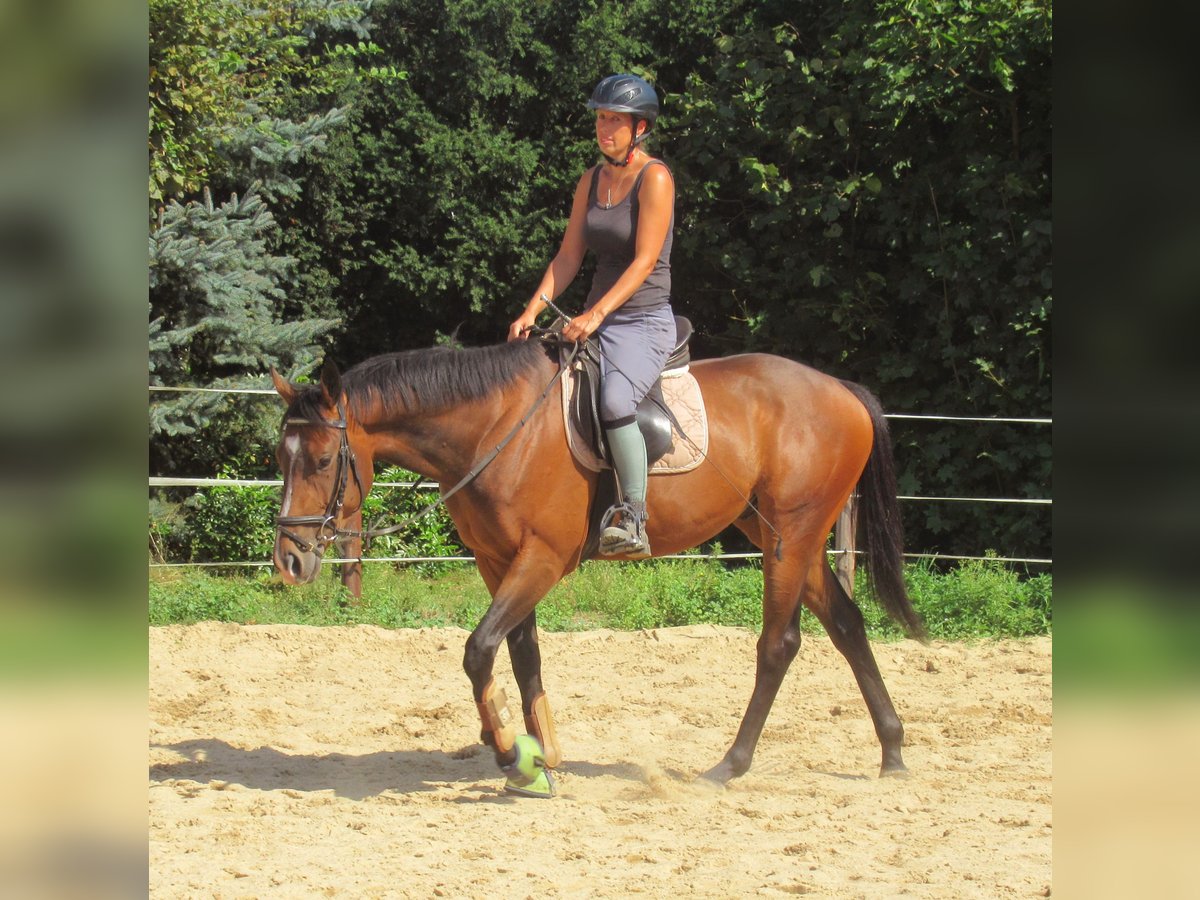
[{"x1": 602, "y1": 121, "x2": 645, "y2": 167}]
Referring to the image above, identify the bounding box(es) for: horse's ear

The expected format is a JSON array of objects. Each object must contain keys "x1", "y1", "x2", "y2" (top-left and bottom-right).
[
  {"x1": 319, "y1": 359, "x2": 343, "y2": 407},
  {"x1": 270, "y1": 366, "x2": 297, "y2": 405}
]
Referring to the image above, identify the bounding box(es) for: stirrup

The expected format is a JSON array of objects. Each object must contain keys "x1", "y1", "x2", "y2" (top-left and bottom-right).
[{"x1": 599, "y1": 500, "x2": 650, "y2": 558}]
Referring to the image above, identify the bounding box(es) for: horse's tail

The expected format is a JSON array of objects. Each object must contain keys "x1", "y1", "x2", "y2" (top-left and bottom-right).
[{"x1": 840, "y1": 381, "x2": 929, "y2": 643}]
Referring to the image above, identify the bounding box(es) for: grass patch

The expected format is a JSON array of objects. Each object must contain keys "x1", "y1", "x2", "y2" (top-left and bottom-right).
[
  {"x1": 149, "y1": 563, "x2": 491, "y2": 629},
  {"x1": 150, "y1": 556, "x2": 1050, "y2": 641}
]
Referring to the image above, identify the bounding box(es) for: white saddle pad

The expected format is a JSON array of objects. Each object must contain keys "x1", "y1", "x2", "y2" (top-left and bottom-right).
[{"x1": 560, "y1": 364, "x2": 709, "y2": 474}]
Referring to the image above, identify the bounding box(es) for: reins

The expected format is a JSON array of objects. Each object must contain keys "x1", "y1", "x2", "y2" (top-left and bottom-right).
[
  {"x1": 276, "y1": 341, "x2": 579, "y2": 555},
  {"x1": 361, "y1": 338, "x2": 577, "y2": 543}
]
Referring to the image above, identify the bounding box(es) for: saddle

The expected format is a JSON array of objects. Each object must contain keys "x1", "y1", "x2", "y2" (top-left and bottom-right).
[
  {"x1": 548, "y1": 316, "x2": 704, "y2": 561},
  {"x1": 566, "y1": 315, "x2": 694, "y2": 466}
]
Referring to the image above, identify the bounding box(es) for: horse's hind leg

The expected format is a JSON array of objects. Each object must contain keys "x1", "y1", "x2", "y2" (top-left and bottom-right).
[
  {"x1": 808, "y1": 564, "x2": 907, "y2": 776},
  {"x1": 701, "y1": 539, "x2": 808, "y2": 784}
]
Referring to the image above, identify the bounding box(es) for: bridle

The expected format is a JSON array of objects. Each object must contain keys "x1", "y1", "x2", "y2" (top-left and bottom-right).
[{"x1": 275, "y1": 398, "x2": 366, "y2": 555}]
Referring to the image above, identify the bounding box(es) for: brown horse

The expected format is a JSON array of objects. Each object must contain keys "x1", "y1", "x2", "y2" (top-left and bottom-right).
[{"x1": 270, "y1": 338, "x2": 925, "y2": 790}]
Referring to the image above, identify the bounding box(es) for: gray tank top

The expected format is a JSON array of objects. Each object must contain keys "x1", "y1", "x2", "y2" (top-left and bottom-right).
[{"x1": 584, "y1": 159, "x2": 673, "y2": 312}]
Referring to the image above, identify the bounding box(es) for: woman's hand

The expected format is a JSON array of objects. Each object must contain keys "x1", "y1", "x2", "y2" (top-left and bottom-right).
[
  {"x1": 508, "y1": 312, "x2": 539, "y2": 342},
  {"x1": 562, "y1": 308, "x2": 604, "y2": 343}
]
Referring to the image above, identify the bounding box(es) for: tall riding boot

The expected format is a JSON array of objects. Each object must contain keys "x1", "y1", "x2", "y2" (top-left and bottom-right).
[{"x1": 600, "y1": 422, "x2": 651, "y2": 558}]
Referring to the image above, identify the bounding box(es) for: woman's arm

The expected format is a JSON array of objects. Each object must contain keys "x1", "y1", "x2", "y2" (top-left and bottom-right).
[
  {"x1": 508, "y1": 169, "x2": 594, "y2": 341},
  {"x1": 561, "y1": 163, "x2": 673, "y2": 343}
]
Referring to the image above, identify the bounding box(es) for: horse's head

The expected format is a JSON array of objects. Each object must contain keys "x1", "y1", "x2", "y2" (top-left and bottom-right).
[{"x1": 270, "y1": 360, "x2": 372, "y2": 584}]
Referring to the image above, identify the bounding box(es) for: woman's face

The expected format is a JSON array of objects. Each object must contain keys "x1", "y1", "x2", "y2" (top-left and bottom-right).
[{"x1": 595, "y1": 109, "x2": 641, "y2": 156}]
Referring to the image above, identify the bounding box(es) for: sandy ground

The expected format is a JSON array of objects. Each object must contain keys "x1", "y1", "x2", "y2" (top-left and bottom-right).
[{"x1": 149, "y1": 623, "x2": 1052, "y2": 898}]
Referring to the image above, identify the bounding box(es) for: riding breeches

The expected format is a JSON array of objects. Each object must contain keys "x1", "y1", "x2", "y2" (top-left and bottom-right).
[{"x1": 596, "y1": 305, "x2": 676, "y2": 426}]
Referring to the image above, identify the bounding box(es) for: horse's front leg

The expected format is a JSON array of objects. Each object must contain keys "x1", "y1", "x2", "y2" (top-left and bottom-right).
[
  {"x1": 465, "y1": 551, "x2": 564, "y2": 794},
  {"x1": 336, "y1": 510, "x2": 363, "y2": 603},
  {"x1": 506, "y1": 611, "x2": 562, "y2": 768}
]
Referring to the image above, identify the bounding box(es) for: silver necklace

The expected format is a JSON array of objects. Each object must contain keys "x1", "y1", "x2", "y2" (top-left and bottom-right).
[{"x1": 602, "y1": 163, "x2": 634, "y2": 210}]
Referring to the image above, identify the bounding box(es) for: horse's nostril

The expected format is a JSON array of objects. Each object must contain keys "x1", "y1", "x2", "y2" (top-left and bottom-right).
[{"x1": 287, "y1": 553, "x2": 303, "y2": 579}]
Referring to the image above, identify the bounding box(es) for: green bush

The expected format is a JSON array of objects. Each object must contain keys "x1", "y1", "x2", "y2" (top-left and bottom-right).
[
  {"x1": 855, "y1": 556, "x2": 1052, "y2": 640},
  {"x1": 916, "y1": 557, "x2": 1051, "y2": 638},
  {"x1": 148, "y1": 465, "x2": 465, "y2": 567},
  {"x1": 183, "y1": 468, "x2": 280, "y2": 563}
]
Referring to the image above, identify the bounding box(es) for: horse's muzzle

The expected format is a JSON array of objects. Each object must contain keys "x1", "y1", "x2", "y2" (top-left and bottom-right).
[{"x1": 274, "y1": 540, "x2": 322, "y2": 584}]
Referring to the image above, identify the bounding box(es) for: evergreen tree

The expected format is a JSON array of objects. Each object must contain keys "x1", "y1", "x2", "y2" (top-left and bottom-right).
[
  {"x1": 149, "y1": 188, "x2": 337, "y2": 471},
  {"x1": 148, "y1": 0, "x2": 377, "y2": 476}
]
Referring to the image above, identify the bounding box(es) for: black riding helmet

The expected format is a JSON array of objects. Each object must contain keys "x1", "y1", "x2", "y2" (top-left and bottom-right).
[{"x1": 587, "y1": 74, "x2": 659, "y2": 165}]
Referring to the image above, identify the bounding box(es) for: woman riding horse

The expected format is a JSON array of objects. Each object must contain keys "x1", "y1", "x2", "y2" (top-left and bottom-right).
[{"x1": 509, "y1": 74, "x2": 674, "y2": 559}]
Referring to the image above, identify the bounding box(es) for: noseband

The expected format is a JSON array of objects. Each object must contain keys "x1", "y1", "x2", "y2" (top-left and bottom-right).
[{"x1": 275, "y1": 399, "x2": 365, "y2": 556}]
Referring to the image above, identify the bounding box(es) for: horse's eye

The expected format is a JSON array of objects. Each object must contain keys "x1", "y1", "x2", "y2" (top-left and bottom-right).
[{"x1": 317, "y1": 455, "x2": 334, "y2": 470}]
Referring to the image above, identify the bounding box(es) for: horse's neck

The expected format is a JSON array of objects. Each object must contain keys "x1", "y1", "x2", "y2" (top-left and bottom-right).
[{"x1": 357, "y1": 379, "x2": 541, "y2": 482}]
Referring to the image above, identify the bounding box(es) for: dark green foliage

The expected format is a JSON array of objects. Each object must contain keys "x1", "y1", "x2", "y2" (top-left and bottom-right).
[
  {"x1": 274, "y1": 0, "x2": 756, "y2": 356},
  {"x1": 148, "y1": 0, "x2": 374, "y2": 201},
  {"x1": 667, "y1": 1, "x2": 1051, "y2": 558},
  {"x1": 150, "y1": 0, "x2": 376, "y2": 481}
]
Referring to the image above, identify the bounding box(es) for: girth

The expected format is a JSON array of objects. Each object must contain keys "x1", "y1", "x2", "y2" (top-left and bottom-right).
[{"x1": 566, "y1": 315, "x2": 693, "y2": 466}]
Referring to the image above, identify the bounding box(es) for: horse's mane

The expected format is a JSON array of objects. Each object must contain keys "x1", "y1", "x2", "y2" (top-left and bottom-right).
[{"x1": 296, "y1": 339, "x2": 550, "y2": 422}]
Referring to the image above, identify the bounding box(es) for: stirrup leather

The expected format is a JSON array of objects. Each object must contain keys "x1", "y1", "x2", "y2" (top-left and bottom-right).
[{"x1": 599, "y1": 500, "x2": 650, "y2": 557}]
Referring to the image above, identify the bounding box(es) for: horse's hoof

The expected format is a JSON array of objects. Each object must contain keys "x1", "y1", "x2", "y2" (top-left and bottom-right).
[
  {"x1": 501, "y1": 734, "x2": 556, "y2": 798},
  {"x1": 880, "y1": 763, "x2": 910, "y2": 779},
  {"x1": 504, "y1": 768, "x2": 556, "y2": 798},
  {"x1": 698, "y1": 762, "x2": 736, "y2": 786}
]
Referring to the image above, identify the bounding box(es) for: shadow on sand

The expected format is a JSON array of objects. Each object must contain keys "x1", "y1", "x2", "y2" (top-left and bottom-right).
[{"x1": 150, "y1": 738, "x2": 657, "y2": 800}]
